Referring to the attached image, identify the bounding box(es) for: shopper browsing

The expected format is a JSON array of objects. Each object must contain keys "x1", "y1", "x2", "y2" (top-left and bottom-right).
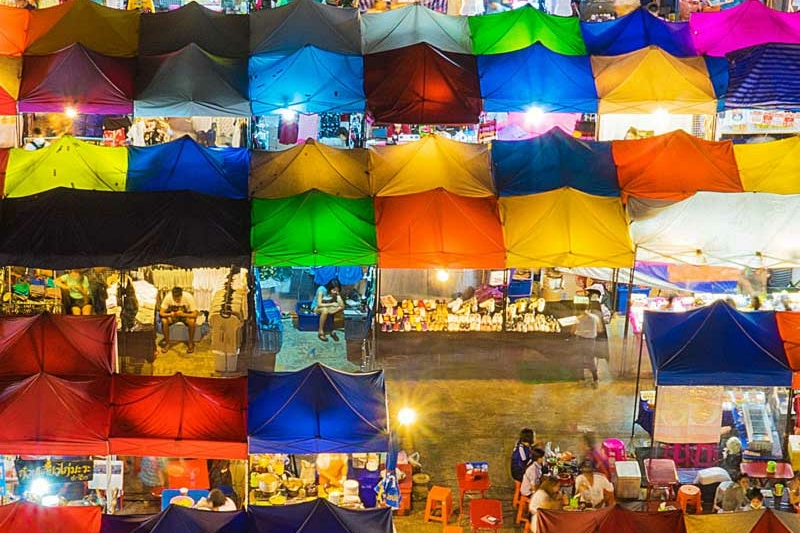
[{"x1": 159, "y1": 287, "x2": 199, "y2": 353}]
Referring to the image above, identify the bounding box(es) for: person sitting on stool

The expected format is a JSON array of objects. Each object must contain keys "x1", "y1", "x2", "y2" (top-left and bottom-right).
[
  {"x1": 159, "y1": 287, "x2": 198, "y2": 353},
  {"x1": 55, "y1": 269, "x2": 93, "y2": 315},
  {"x1": 314, "y1": 279, "x2": 344, "y2": 342}
]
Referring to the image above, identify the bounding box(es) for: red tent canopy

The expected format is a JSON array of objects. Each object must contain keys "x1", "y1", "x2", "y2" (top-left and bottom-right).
[
  {"x1": 0, "y1": 374, "x2": 110, "y2": 455},
  {"x1": 0, "y1": 501, "x2": 101, "y2": 533},
  {"x1": 0, "y1": 6, "x2": 29, "y2": 56},
  {"x1": 109, "y1": 374, "x2": 248, "y2": 459},
  {"x1": 538, "y1": 506, "x2": 686, "y2": 533},
  {"x1": 0, "y1": 149, "x2": 7, "y2": 192},
  {"x1": 775, "y1": 311, "x2": 800, "y2": 388},
  {"x1": 364, "y1": 43, "x2": 482, "y2": 125},
  {"x1": 0, "y1": 313, "x2": 115, "y2": 378}
]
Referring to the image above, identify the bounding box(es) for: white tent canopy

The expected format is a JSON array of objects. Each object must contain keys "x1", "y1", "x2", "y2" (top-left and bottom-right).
[
  {"x1": 629, "y1": 192, "x2": 800, "y2": 268},
  {"x1": 361, "y1": 4, "x2": 472, "y2": 54},
  {"x1": 560, "y1": 267, "x2": 684, "y2": 292}
]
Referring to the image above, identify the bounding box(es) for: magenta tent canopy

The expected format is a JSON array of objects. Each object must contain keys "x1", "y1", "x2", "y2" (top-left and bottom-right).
[{"x1": 690, "y1": 0, "x2": 800, "y2": 57}]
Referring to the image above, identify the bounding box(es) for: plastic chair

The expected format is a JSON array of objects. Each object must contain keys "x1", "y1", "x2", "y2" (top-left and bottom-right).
[
  {"x1": 513, "y1": 480, "x2": 521, "y2": 508},
  {"x1": 677, "y1": 484, "x2": 702, "y2": 514},
  {"x1": 516, "y1": 495, "x2": 530, "y2": 524},
  {"x1": 602, "y1": 439, "x2": 626, "y2": 462},
  {"x1": 424, "y1": 485, "x2": 453, "y2": 525},
  {"x1": 455, "y1": 463, "x2": 491, "y2": 519},
  {"x1": 693, "y1": 444, "x2": 719, "y2": 468}
]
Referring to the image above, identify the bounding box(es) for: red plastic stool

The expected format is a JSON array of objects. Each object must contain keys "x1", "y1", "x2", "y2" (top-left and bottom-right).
[{"x1": 677, "y1": 485, "x2": 702, "y2": 514}]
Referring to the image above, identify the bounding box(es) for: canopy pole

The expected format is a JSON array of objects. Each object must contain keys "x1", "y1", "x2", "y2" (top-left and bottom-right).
[
  {"x1": 244, "y1": 456, "x2": 249, "y2": 510},
  {"x1": 619, "y1": 246, "x2": 638, "y2": 377},
  {"x1": 630, "y1": 331, "x2": 646, "y2": 444},
  {"x1": 784, "y1": 387, "x2": 794, "y2": 462}
]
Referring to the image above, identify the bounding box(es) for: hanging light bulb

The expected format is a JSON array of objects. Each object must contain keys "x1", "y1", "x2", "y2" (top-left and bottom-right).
[
  {"x1": 435, "y1": 269, "x2": 449, "y2": 282},
  {"x1": 525, "y1": 106, "x2": 545, "y2": 127},
  {"x1": 64, "y1": 106, "x2": 78, "y2": 119}
]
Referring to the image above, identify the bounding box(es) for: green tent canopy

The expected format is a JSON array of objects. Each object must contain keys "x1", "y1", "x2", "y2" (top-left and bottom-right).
[
  {"x1": 251, "y1": 191, "x2": 377, "y2": 267},
  {"x1": 468, "y1": 6, "x2": 585, "y2": 56}
]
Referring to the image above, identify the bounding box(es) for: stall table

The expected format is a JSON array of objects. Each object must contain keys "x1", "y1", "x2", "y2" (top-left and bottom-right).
[
  {"x1": 740, "y1": 461, "x2": 794, "y2": 480},
  {"x1": 469, "y1": 498, "x2": 502, "y2": 532}
]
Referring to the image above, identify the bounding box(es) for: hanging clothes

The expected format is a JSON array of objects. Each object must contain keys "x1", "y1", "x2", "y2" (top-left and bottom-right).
[{"x1": 278, "y1": 119, "x2": 299, "y2": 145}]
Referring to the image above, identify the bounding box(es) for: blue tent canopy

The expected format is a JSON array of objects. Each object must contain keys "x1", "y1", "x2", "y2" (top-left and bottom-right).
[
  {"x1": 477, "y1": 43, "x2": 597, "y2": 113},
  {"x1": 127, "y1": 136, "x2": 249, "y2": 199},
  {"x1": 644, "y1": 300, "x2": 791, "y2": 386},
  {"x1": 725, "y1": 43, "x2": 800, "y2": 111},
  {"x1": 248, "y1": 499, "x2": 393, "y2": 533},
  {"x1": 132, "y1": 505, "x2": 245, "y2": 533},
  {"x1": 580, "y1": 8, "x2": 696, "y2": 57},
  {"x1": 248, "y1": 363, "x2": 389, "y2": 454},
  {"x1": 705, "y1": 56, "x2": 729, "y2": 112},
  {"x1": 492, "y1": 128, "x2": 618, "y2": 196},
  {"x1": 249, "y1": 46, "x2": 365, "y2": 115}
]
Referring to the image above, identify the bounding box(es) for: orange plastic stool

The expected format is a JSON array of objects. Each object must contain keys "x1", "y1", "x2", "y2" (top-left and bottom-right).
[
  {"x1": 516, "y1": 494, "x2": 530, "y2": 524},
  {"x1": 677, "y1": 485, "x2": 702, "y2": 514},
  {"x1": 513, "y1": 480, "x2": 521, "y2": 508},
  {"x1": 443, "y1": 527, "x2": 464, "y2": 533},
  {"x1": 424, "y1": 485, "x2": 454, "y2": 525}
]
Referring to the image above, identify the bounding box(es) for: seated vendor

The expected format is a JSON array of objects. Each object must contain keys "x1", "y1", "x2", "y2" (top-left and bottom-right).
[
  {"x1": 159, "y1": 287, "x2": 199, "y2": 354},
  {"x1": 314, "y1": 279, "x2": 344, "y2": 342},
  {"x1": 55, "y1": 270, "x2": 93, "y2": 315},
  {"x1": 574, "y1": 460, "x2": 615, "y2": 509},
  {"x1": 317, "y1": 453, "x2": 348, "y2": 490},
  {"x1": 194, "y1": 488, "x2": 237, "y2": 511}
]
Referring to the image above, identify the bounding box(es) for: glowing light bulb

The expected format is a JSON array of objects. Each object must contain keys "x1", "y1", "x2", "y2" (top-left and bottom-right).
[
  {"x1": 64, "y1": 106, "x2": 78, "y2": 119},
  {"x1": 525, "y1": 106, "x2": 545, "y2": 127},
  {"x1": 435, "y1": 269, "x2": 449, "y2": 282},
  {"x1": 397, "y1": 407, "x2": 417, "y2": 426}
]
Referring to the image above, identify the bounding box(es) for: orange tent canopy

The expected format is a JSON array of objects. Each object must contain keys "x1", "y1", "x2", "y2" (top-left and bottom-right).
[
  {"x1": 375, "y1": 189, "x2": 505, "y2": 269},
  {"x1": 0, "y1": 6, "x2": 29, "y2": 56},
  {"x1": 612, "y1": 129, "x2": 742, "y2": 201},
  {"x1": 775, "y1": 312, "x2": 800, "y2": 389}
]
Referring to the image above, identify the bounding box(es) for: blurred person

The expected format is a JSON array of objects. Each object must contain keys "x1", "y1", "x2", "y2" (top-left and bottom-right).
[
  {"x1": 574, "y1": 460, "x2": 615, "y2": 508},
  {"x1": 24, "y1": 127, "x2": 49, "y2": 150}
]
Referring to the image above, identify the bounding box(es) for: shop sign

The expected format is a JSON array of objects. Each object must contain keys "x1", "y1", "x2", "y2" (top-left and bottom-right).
[{"x1": 15, "y1": 459, "x2": 93, "y2": 484}]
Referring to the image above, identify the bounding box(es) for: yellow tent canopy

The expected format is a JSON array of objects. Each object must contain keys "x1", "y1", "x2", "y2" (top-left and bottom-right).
[
  {"x1": 5, "y1": 135, "x2": 127, "y2": 197},
  {"x1": 500, "y1": 187, "x2": 634, "y2": 268},
  {"x1": 369, "y1": 135, "x2": 494, "y2": 197},
  {"x1": 249, "y1": 138, "x2": 370, "y2": 199},
  {"x1": 592, "y1": 45, "x2": 716, "y2": 115},
  {"x1": 734, "y1": 136, "x2": 800, "y2": 194}
]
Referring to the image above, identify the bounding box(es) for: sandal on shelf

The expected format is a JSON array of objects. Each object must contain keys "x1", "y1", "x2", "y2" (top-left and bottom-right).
[
  {"x1": 330, "y1": 331, "x2": 340, "y2": 342},
  {"x1": 318, "y1": 333, "x2": 328, "y2": 342}
]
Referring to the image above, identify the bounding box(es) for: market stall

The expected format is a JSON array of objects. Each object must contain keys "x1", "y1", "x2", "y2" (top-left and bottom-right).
[
  {"x1": 360, "y1": 4, "x2": 472, "y2": 55},
  {"x1": 537, "y1": 505, "x2": 684, "y2": 533},
  {"x1": 579, "y1": 8, "x2": 696, "y2": 57}
]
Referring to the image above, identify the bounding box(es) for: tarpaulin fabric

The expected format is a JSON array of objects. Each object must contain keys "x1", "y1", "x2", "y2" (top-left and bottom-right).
[
  {"x1": 25, "y1": 0, "x2": 140, "y2": 57},
  {"x1": 592, "y1": 46, "x2": 717, "y2": 114},
  {"x1": 135, "y1": 43, "x2": 250, "y2": 117},
  {"x1": 248, "y1": 499, "x2": 394, "y2": 533},
  {"x1": 251, "y1": 192, "x2": 377, "y2": 267},
  {"x1": 689, "y1": 0, "x2": 800, "y2": 58},
  {"x1": 127, "y1": 136, "x2": 249, "y2": 199},
  {"x1": 500, "y1": 188, "x2": 634, "y2": 268},
  {"x1": 492, "y1": 127, "x2": 618, "y2": 197},
  {"x1": 775, "y1": 312, "x2": 800, "y2": 388},
  {"x1": 139, "y1": 2, "x2": 249, "y2": 58},
  {"x1": 249, "y1": 0, "x2": 361, "y2": 55},
  {"x1": 0, "y1": 374, "x2": 111, "y2": 455},
  {"x1": 599, "y1": 507, "x2": 686, "y2": 533},
  {"x1": 684, "y1": 508, "x2": 766, "y2": 533},
  {"x1": 248, "y1": 364, "x2": 389, "y2": 453},
  {"x1": 110, "y1": 373, "x2": 248, "y2": 459},
  {"x1": 0, "y1": 313, "x2": 115, "y2": 377},
  {"x1": 0, "y1": 6, "x2": 29, "y2": 56},
  {"x1": 725, "y1": 43, "x2": 800, "y2": 111},
  {"x1": 0, "y1": 502, "x2": 101, "y2": 533},
  {"x1": 129, "y1": 505, "x2": 245, "y2": 533},
  {"x1": 630, "y1": 263, "x2": 737, "y2": 293},
  {"x1": 364, "y1": 43, "x2": 482, "y2": 125},
  {"x1": 537, "y1": 505, "x2": 612, "y2": 533},
  {"x1": 0, "y1": 188, "x2": 251, "y2": 269},
  {"x1": 611, "y1": 130, "x2": 741, "y2": 201},
  {"x1": 654, "y1": 385, "x2": 724, "y2": 444},
  {"x1": 771, "y1": 509, "x2": 800, "y2": 533},
  {"x1": 249, "y1": 46, "x2": 365, "y2": 115},
  {"x1": 0, "y1": 56, "x2": 21, "y2": 116},
  {"x1": 375, "y1": 190, "x2": 505, "y2": 269},
  {"x1": 580, "y1": 8, "x2": 696, "y2": 57},
  {"x1": 369, "y1": 135, "x2": 493, "y2": 196},
  {"x1": 628, "y1": 192, "x2": 800, "y2": 268},
  {"x1": 18, "y1": 43, "x2": 134, "y2": 114},
  {"x1": 644, "y1": 300, "x2": 791, "y2": 386},
  {"x1": 361, "y1": 4, "x2": 472, "y2": 54},
  {"x1": 468, "y1": 5, "x2": 586, "y2": 56},
  {"x1": 4, "y1": 135, "x2": 127, "y2": 197},
  {"x1": 250, "y1": 139, "x2": 370, "y2": 199},
  {"x1": 734, "y1": 136, "x2": 800, "y2": 193},
  {"x1": 477, "y1": 43, "x2": 597, "y2": 113},
  {"x1": 100, "y1": 514, "x2": 152, "y2": 533}
]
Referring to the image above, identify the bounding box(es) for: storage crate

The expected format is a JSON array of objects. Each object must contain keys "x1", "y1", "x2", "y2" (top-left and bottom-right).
[
  {"x1": 614, "y1": 460, "x2": 642, "y2": 499},
  {"x1": 790, "y1": 435, "x2": 800, "y2": 472},
  {"x1": 258, "y1": 326, "x2": 283, "y2": 354},
  {"x1": 345, "y1": 315, "x2": 371, "y2": 341},
  {"x1": 296, "y1": 300, "x2": 333, "y2": 331}
]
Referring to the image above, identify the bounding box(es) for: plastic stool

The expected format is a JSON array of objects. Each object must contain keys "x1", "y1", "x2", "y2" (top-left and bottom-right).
[
  {"x1": 677, "y1": 485, "x2": 702, "y2": 514},
  {"x1": 692, "y1": 444, "x2": 719, "y2": 468},
  {"x1": 602, "y1": 439, "x2": 626, "y2": 462},
  {"x1": 424, "y1": 485, "x2": 453, "y2": 525},
  {"x1": 516, "y1": 495, "x2": 530, "y2": 524},
  {"x1": 664, "y1": 444, "x2": 691, "y2": 467},
  {"x1": 513, "y1": 480, "x2": 521, "y2": 508},
  {"x1": 443, "y1": 527, "x2": 464, "y2": 533}
]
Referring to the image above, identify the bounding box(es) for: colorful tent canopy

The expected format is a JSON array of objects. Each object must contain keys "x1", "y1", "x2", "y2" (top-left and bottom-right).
[
  {"x1": 139, "y1": 2, "x2": 249, "y2": 58},
  {"x1": 101, "y1": 514, "x2": 151, "y2": 533},
  {"x1": 249, "y1": 499, "x2": 394, "y2": 533},
  {"x1": 364, "y1": 43, "x2": 481, "y2": 125},
  {"x1": 580, "y1": 8, "x2": 696, "y2": 57},
  {"x1": 775, "y1": 312, "x2": 800, "y2": 388},
  {"x1": 477, "y1": 43, "x2": 597, "y2": 113},
  {"x1": 734, "y1": 136, "x2": 800, "y2": 193},
  {"x1": 248, "y1": 364, "x2": 389, "y2": 454},
  {"x1": 250, "y1": 139, "x2": 370, "y2": 199},
  {"x1": 500, "y1": 187, "x2": 634, "y2": 268},
  {"x1": 18, "y1": 43, "x2": 134, "y2": 114},
  {"x1": 251, "y1": 191, "x2": 377, "y2": 267},
  {"x1": 127, "y1": 136, "x2": 249, "y2": 199},
  {"x1": 467, "y1": 5, "x2": 586, "y2": 56},
  {"x1": 361, "y1": 4, "x2": 472, "y2": 54},
  {"x1": 0, "y1": 313, "x2": 115, "y2": 378},
  {"x1": 0, "y1": 56, "x2": 21, "y2": 116},
  {"x1": 725, "y1": 43, "x2": 800, "y2": 111},
  {"x1": 611, "y1": 130, "x2": 741, "y2": 201},
  {"x1": 0, "y1": 188, "x2": 251, "y2": 269},
  {"x1": 369, "y1": 135, "x2": 493, "y2": 196},
  {"x1": 110, "y1": 374, "x2": 248, "y2": 459},
  {"x1": 538, "y1": 506, "x2": 686, "y2": 533},
  {"x1": 644, "y1": 301, "x2": 791, "y2": 386},
  {"x1": 0, "y1": 373, "x2": 111, "y2": 455},
  {"x1": 249, "y1": 46, "x2": 365, "y2": 115},
  {"x1": 592, "y1": 46, "x2": 717, "y2": 114},
  {"x1": 135, "y1": 43, "x2": 249, "y2": 117},
  {"x1": 0, "y1": 6, "x2": 29, "y2": 56},
  {"x1": 689, "y1": 0, "x2": 800, "y2": 58},
  {"x1": 376, "y1": 190, "x2": 504, "y2": 268},
  {"x1": 492, "y1": 127, "x2": 618, "y2": 197},
  {"x1": 629, "y1": 192, "x2": 800, "y2": 268},
  {"x1": 4, "y1": 135, "x2": 127, "y2": 197},
  {"x1": 0, "y1": 502, "x2": 101, "y2": 533},
  {"x1": 25, "y1": 0, "x2": 139, "y2": 57},
  {"x1": 128, "y1": 505, "x2": 245, "y2": 533},
  {"x1": 249, "y1": 0, "x2": 361, "y2": 55}
]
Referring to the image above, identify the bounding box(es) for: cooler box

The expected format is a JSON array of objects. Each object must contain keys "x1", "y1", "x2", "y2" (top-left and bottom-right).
[
  {"x1": 296, "y1": 300, "x2": 334, "y2": 331},
  {"x1": 615, "y1": 461, "x2": 642, "y2": 499},
  {"x1": 790, "y1": 435, "x2": 800, "y2": 472}
]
